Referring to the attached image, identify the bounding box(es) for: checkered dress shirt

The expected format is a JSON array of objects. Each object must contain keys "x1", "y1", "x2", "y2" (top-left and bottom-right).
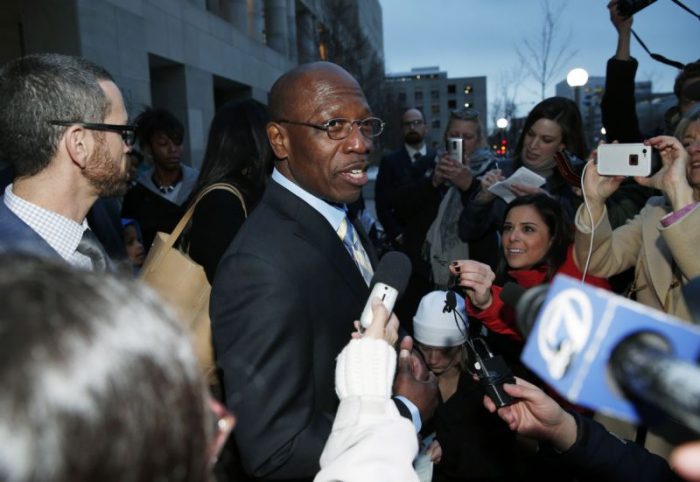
[{"x1": 4, "y1": 184, "x2": 92, "y2": 269}]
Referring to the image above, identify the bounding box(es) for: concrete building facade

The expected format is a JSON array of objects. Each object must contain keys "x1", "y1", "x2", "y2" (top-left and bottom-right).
[
  {"x1": 384, "y1": 66, "x2": 487, "y2": 151},
  {"x1": 0, "y1": 0, "x2": 383, "y2": 166}
]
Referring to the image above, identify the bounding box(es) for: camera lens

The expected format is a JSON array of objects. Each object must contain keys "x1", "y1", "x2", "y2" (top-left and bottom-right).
[{"x1": 642, "y1": 148, "x2": 647, "y2": 154}]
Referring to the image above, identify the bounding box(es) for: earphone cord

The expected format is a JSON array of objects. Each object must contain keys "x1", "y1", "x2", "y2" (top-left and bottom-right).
[{"x1": 579, "y1": 161, "x2": 595, "y2": 285}]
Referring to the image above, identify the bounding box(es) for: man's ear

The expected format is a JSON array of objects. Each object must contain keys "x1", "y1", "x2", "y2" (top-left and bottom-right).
[
  {"x1": 266, "y1": 122, "x2": 289, "y2": 160},
  {"x1": 63, "y1": 125, "x2": 92, "y2": 169}
]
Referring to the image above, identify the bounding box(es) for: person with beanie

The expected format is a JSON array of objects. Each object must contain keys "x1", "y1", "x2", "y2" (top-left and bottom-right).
[{"x1": 412, "y1": 290, "x2": 518, "y2": 482}]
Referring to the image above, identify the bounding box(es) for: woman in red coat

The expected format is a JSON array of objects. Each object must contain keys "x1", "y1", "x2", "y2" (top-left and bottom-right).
[{"x1": 450, "y1": 194, "x2": 610, "y2": 342}]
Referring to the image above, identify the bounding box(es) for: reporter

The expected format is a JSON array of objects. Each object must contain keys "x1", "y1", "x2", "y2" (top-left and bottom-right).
[
  {"x1": 483, "y1": 378, "x2": 679, "y2": 482},
  {"x1": 574, "y1": 121, "x2": 700, "y2": 322},
  {"x1": 451, "y1": 194, "x2": 609, "y2": 342}
]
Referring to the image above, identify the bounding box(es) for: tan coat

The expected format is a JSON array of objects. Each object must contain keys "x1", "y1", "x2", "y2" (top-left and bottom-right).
[{"x1": 574, "y1": 196, "x2": 700, "y2": 323}]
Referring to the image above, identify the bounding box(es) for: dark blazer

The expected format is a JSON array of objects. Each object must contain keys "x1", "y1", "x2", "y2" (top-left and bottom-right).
[
  {"x1": 375, "y1": 146, "x2": 438, "y2": 243},
  {"x1": 0, "y1": 200, "x2": 62, "y2": 260},
  {"x1": 210, "y1": 180, "x2": 375, "y2": 480}
]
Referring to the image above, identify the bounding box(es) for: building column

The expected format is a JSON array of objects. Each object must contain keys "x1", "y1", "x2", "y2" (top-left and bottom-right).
[
  {"x1": 229, "y1": 0, "x2": 247, "y2": 32},
  {"x1": 264, "y1": 0, "x2": 288, "y2": 56}
]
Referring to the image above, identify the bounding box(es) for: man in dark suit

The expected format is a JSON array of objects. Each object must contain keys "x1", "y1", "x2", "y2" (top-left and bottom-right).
[
  {"x1": 210, "y1": 62, "x2": 436, "y2": 481},
  {"x1": 375, "y1": 108, "x2": 445, "y2": 328},
  {"x1": 0, "y1": 54, "x2": 132, "y2": 270}
]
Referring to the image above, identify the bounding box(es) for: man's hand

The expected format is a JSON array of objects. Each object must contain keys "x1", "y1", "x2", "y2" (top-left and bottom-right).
[
  {"x1": 449, "y1": 260, "x2": 494, "y2": 309},
  {"x1": 483, "y1": 377, "x2": 577, "y2": 452},
  {"x1": 393, "y1": 336, "x2": 438, "y2": 423}
]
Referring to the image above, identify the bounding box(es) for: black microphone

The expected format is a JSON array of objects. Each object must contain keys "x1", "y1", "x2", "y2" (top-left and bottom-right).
[
  {"x1": 499, "y1": 282, "x2": 549, "y2": 338},
  {"x1": 359, "y1": 251, "x2": 412, "y2": 329}
]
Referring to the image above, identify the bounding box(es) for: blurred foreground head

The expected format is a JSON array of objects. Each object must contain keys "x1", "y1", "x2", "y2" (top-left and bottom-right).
[{"x1": 0, "y1": 255, "x2": 211, "y2": 482}]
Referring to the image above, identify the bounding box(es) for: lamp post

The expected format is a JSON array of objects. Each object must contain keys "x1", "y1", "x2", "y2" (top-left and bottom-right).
[
  {"x1": 566, "y1": 68, "x2": 589, "y2": 109},
  {"x1": 567, "y1": 67, "x2": 589, "y2": 145},
  {"x1": 496, "y1": 117, "x2": 509, "y2": 157}
]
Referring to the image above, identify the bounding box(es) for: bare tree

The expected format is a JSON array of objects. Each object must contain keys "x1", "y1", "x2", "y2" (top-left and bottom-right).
[
  {"x1": 490, "y1": 66, "x2": 523, "y2": 127},
  {"x1": 517, "y1": 0, "x2": 577, "y2": 100}
]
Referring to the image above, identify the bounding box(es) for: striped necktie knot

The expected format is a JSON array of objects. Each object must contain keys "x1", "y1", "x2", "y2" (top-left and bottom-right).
[{"x1": 337, "y1": 217, "x2": 373, "y2": 286}]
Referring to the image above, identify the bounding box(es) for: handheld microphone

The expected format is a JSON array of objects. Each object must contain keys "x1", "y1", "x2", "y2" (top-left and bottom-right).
[
  {"x1": 513, "y1": 275, "x2": 700, "y2": 434},
  {"x1": 359, "y1": 251, "x2": 412, "y2": 329},
  {"x1": 444, "y1": 290, "x2": 516, "y2": 407}
]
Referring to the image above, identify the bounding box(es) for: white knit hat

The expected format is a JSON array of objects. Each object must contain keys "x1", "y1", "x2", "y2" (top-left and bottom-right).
[{"x1": 413, "y1": 290, "x2": 468, "y2": 347}]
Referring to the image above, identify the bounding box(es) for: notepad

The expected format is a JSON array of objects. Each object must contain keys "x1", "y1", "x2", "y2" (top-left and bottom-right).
[{"x1": 487, "y1": 167, "x2": 546, "y2": 203}]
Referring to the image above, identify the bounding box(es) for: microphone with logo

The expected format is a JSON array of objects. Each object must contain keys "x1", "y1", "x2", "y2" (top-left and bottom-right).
[
  {"x1": 501, "y1": 275, "x2": 700, "y2": 436},
  {"x1": 359, "y1": 251, "x2": 412, "y2": 329}
]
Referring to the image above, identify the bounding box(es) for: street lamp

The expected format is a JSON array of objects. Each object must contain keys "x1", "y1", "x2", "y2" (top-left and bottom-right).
[
  {"x1": 495, "y1": 118, "x2": 509, "y2": 156},
  {"x1": 566, "y1": 68, "x2": 589, "y2": 107}
]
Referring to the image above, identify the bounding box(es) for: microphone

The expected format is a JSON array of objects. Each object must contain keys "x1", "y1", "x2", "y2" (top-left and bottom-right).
[
  {"x1": 359, "y1": 251, "x2": 412, "y2": 329},
  {"x1": 515, "y1": 274, "x2": 700, "y2": 435}
]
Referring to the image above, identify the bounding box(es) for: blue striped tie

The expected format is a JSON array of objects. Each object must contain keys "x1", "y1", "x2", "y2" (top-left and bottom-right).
[{"x1": 337, "y1": 217, "x2": 373, "y2": 286}]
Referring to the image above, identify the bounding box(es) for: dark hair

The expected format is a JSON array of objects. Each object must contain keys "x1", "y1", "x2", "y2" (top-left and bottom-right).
[
  {"x1": 513, "y1": 97, "x2": 588, "y2": 168},
  {"x1": 134, "y1": 107, "x2": 185, "y2": 147},
  {"x1": 192, "y1": 99, "x2": 272, "y2": 197},
  {"x1": 0, "y1": 53, "x2": 114, "y2": 177},
  {"x1": 674, "y1": 59, "x2": 700, "y2": 100},
  {"x1": 0, "y1": 255, "x2": 211, "y2": 482},
  {"x1": 496, "y1": 194, "x2": 573, "y2": 282}
]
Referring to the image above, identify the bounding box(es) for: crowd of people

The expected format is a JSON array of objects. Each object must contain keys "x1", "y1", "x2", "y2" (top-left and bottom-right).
[{"x1": 0, "y1": 1, "x2": 700, "y2": 481}]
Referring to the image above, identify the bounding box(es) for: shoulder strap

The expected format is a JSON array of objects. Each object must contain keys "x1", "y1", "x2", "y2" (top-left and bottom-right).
[{"x1": 159, "y1": 182, "x2": 247, "y2": 251}]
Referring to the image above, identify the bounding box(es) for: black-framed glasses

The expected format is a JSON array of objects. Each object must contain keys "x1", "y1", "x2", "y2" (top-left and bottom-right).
[
  {"x1": 276, "y1": 117, "x2": 385, "y2": 140},
  {"x1": 49, "y1": 120, "x2": 136, "y2": 146},
  {"x1": 449, "y1": 108, "x2": 480, "y2": 121}
]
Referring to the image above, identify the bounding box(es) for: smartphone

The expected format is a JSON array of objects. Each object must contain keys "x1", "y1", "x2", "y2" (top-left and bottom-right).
[
  {"x1": 597, "y1": 143, "x2": 652, "y2": 177},
  {"x1": 447, "y1": 137, "x2": 463, "y2": 164}
]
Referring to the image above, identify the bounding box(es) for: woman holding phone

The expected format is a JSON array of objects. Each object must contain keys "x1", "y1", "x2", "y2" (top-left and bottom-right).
[
  {"x1": 573, "y1": 112, "x2": 700, "y2": 322},
  {"x1": 425, "y1": 108, "x2": 500, "y2": 287}
]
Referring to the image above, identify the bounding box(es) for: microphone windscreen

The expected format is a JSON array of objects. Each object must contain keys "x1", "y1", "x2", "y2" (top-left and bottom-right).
[
  {"x1": 446, "y1": 290, "x2": 457, "y2": 311},
  {"x1": 500, "y1": 282, "x2": 526, "y2": 309},
  {"x1": 371, "y1": 251, "x2": 412, "y2": 297}
]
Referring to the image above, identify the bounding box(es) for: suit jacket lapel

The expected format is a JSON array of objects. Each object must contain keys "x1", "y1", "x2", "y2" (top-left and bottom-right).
[{"x1": 264, "y1": 182, "x2": 369, "y2": 298}]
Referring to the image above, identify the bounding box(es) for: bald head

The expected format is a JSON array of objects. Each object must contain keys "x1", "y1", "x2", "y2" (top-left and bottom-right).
[
  {"x1": 268, "y1": 62, "x2": 363, "y2": 121},
  {"x1": 401, "y1": 108, "x2": 427, "y2": 147}
]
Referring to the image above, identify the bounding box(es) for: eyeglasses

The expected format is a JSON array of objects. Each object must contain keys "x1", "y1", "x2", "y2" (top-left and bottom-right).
[
  {"x1": 49, "y1": 120, "x2": 137, "y2": 146},
  {"x1": 277, "y1": 117, "x2": 385, "y2": 140},
  {"x1": 449, "y1": 108, "x2": 480, "y2": 121},
  {"x1": 401, "y1": 119, "x2": 425, "y2": 128},
  {"x1": 207, "y1": 397, "x2": 235, "y2": 467}
]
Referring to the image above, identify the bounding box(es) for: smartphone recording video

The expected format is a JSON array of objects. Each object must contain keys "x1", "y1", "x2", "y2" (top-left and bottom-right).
[
  {"x1": 597, "y1": 143, "x2": 652, "y2": 177},
  {"x1": 447, "y1": 137, "x2": 463, "y2": 164}
]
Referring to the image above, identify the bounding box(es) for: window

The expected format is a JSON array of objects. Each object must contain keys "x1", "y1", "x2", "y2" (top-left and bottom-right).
[
  {"x1": 415, "y1": 91, "x2": 423, "y2": 101},
  {"x1": 431, "y1": 104, "x2": 440, "y2": 115},
  {"x1": 432, "y1": 119, "x2": 441, "y2": 129},
  {"x1": 398, "y1": 91, "x2": 406, "y2": 102},
  {"x1": 464, "y1": 85, "x2": 473, "y2": 94},
  {"x1": 431, "y1": 89, "x2": 439, "y2": 100},
  {"x1": 464, "y1": 102, "x2": 471, "y2": 108},
  {"x1": 448, "y1": 84, "x2": 456, "y2": 94},
  {"x1": 448, "y1": 99, "x2": 456, "y2": 109}
]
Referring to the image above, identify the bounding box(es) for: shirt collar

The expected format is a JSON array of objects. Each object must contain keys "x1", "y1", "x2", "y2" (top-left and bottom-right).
[
  {"x1": 3, "y1": 184, "x2": 88, "y2": 261},
  {"x1": 405, "y1": 144, "x2": 427, "y2": 161},
  {"x1": 271, "y1": 168, "x2": 347, "y2": 231}
]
